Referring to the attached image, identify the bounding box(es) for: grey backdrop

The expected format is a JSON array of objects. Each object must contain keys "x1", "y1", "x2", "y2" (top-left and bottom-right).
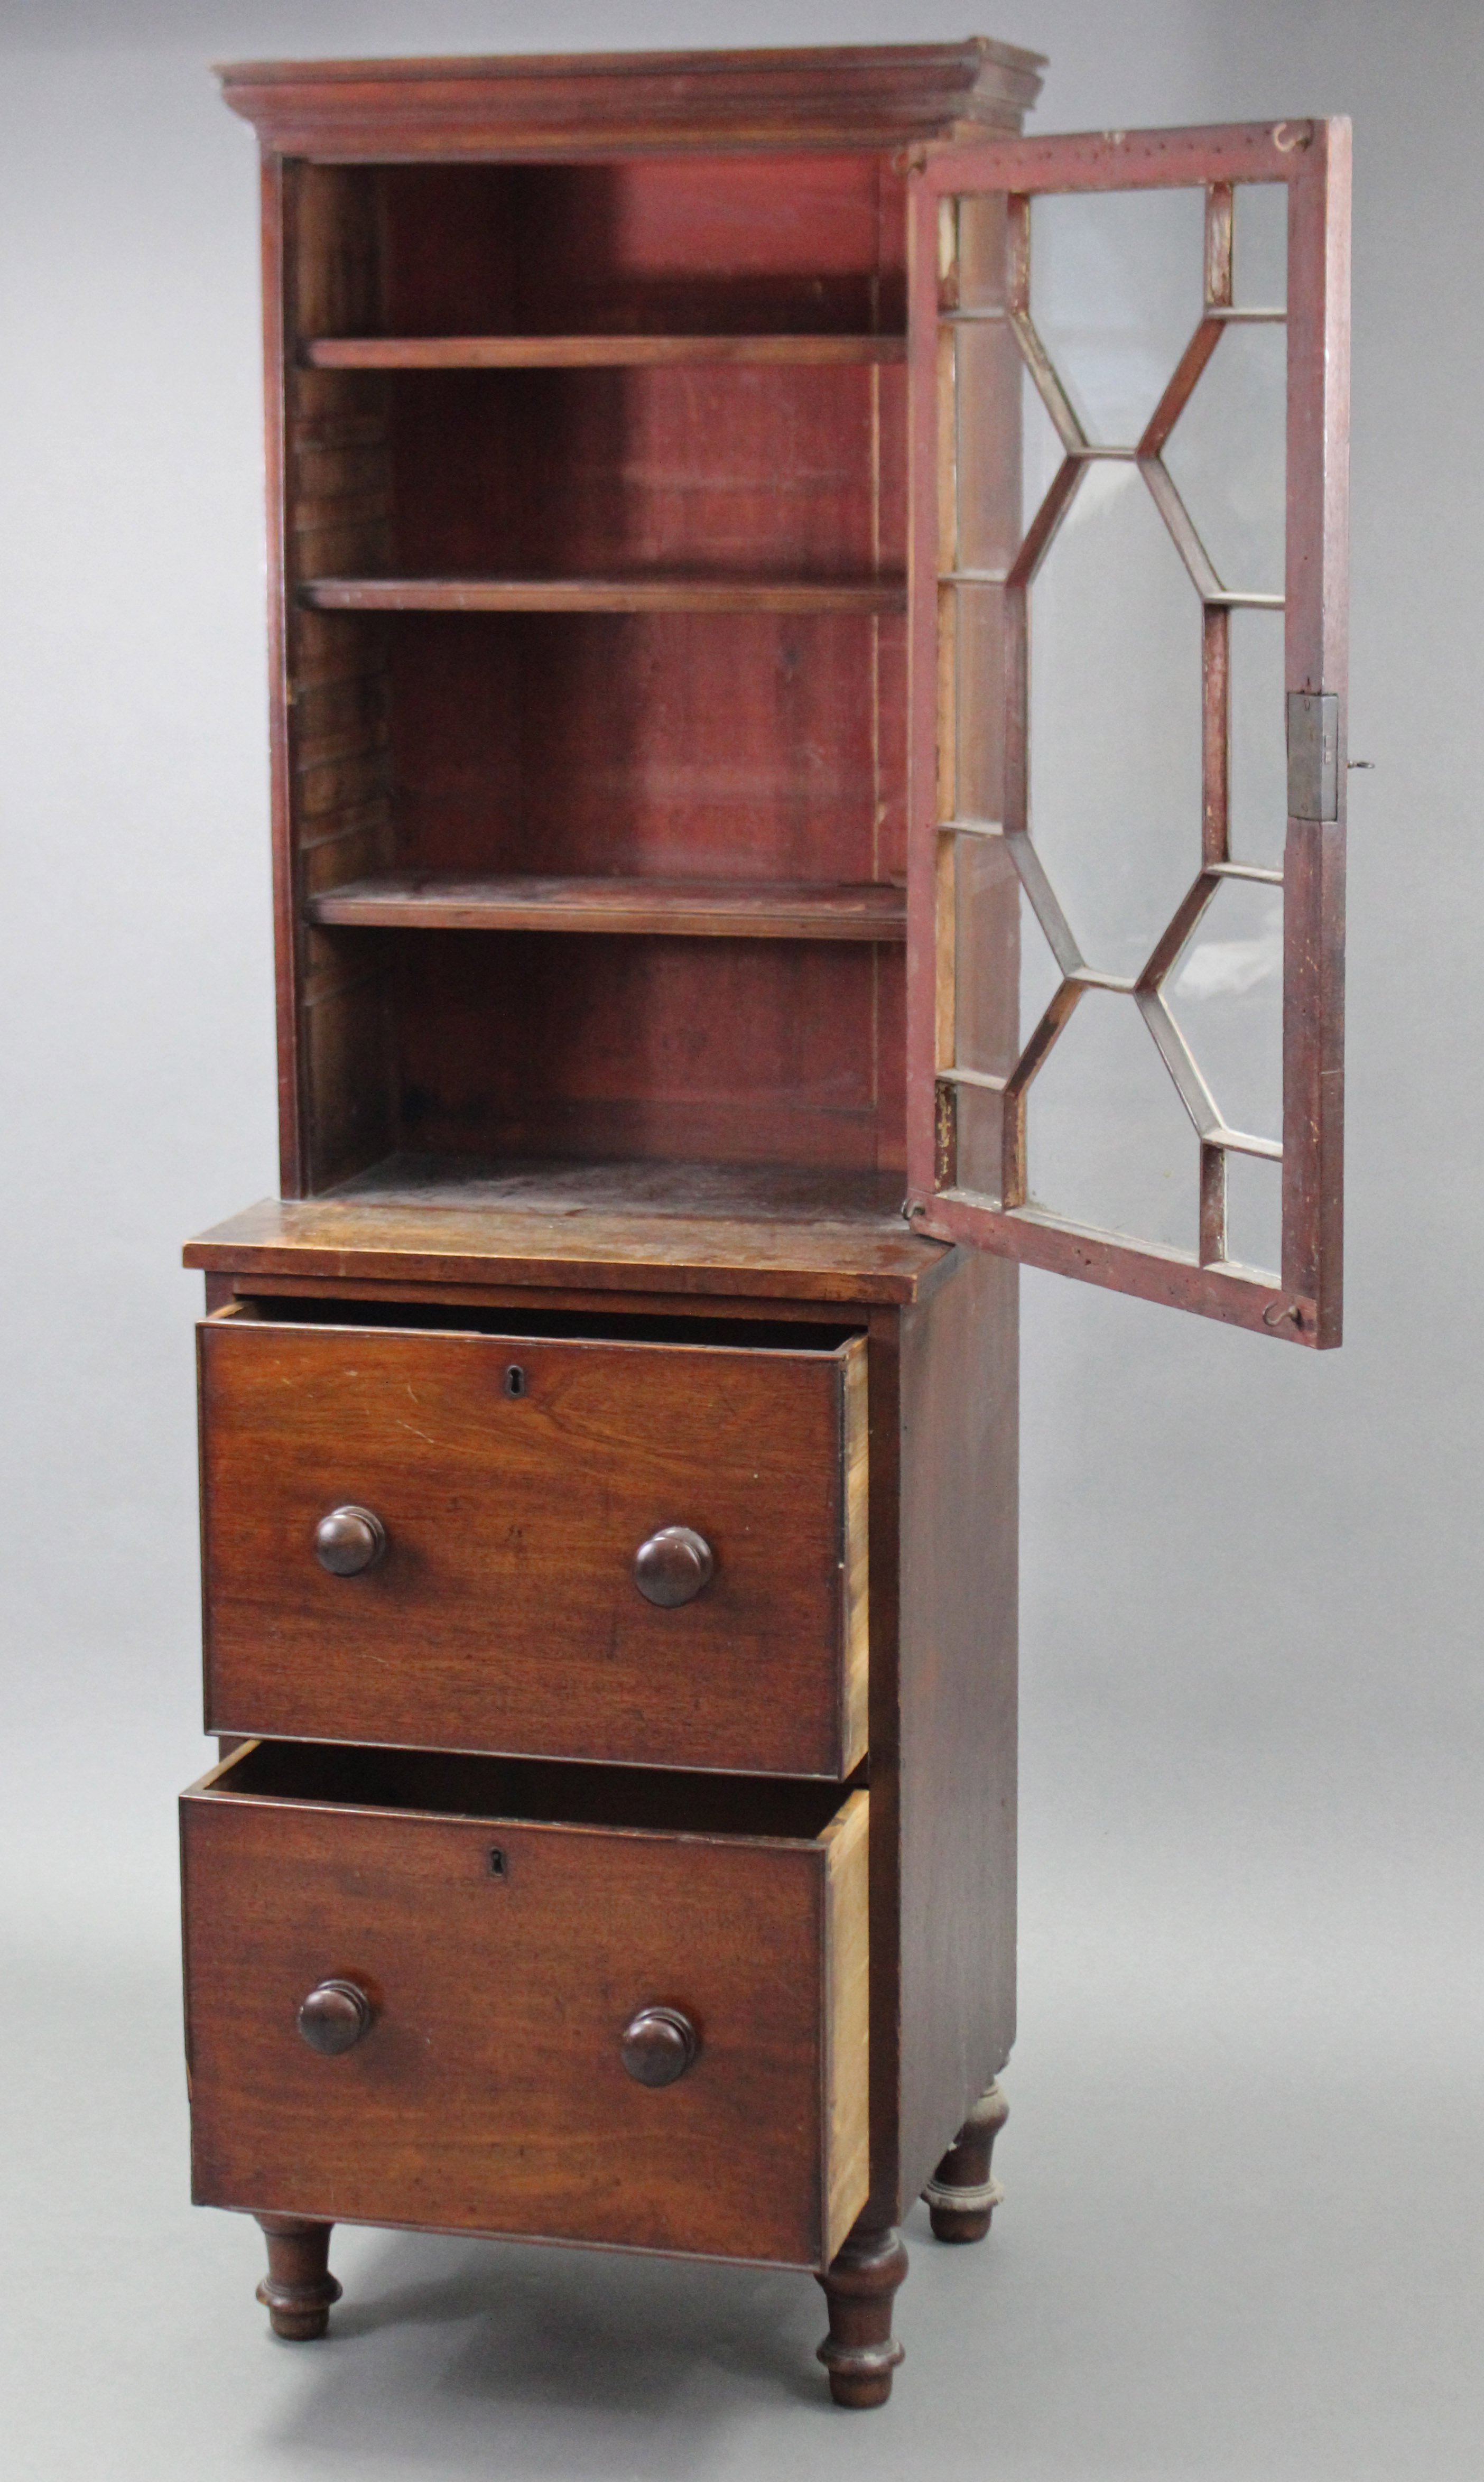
[{"x1": 2, "y1": 3, "x2": 1479, "y2": 2477}]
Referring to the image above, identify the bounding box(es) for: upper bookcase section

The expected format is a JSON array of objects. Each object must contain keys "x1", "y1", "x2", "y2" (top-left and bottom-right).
[{"x1": 216, "y1": 39, "x2": 1046, "y2": 161}]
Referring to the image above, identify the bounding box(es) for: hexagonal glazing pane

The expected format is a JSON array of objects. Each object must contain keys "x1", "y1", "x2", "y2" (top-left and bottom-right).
[{"x1": 937, "y1": 177, "x2": 1290, "y2": 1272}]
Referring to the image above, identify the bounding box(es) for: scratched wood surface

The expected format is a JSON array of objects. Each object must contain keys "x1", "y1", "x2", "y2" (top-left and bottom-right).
[
  {"x1": 183, "y1": 1743, "x2": 870, "y2": 2268},
  {"x1": 305, "y1": 873, "x2": 907, "y2": 940},
  {"x1": 183, "y1": 1164, "x2": 952, "y2": 1304},
  {"x1": 200, "y1": 1312, "x2": 868, "y2": 1776}
]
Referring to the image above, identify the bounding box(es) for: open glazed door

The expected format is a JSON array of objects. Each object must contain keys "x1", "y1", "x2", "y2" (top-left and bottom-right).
[{"x1": 905, "y1": 122, "x2": 1350, "y2": 1343}]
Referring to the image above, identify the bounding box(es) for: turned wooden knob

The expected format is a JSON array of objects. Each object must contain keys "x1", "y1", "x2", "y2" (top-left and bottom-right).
[
  {"x1": 620, "y1": 2006, "x2": 699, "y2": 2087},
  {"x1": 297, "y1": 1979, "x2": 374, "y2": 2054},
  {"x1": 313, "y1": 1505, "x2": 386, "y2": 1576},
  {"x1": 632, "y1": 1526, "x2": 715, "y2": 1608}
]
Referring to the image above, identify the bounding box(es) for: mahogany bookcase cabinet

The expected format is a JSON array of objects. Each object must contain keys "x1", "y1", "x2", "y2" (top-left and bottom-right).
[{"x1": 181, "y1": 43, "x2": 1350, "y2": 2409}]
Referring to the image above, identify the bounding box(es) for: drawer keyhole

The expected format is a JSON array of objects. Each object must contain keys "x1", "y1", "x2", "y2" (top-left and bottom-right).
[{"x1": 504, "y1": 1364, "x2": 526, "y2": 1398}]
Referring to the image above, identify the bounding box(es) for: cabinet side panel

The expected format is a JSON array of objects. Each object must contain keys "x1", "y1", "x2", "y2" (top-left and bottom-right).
[
  {"x1": 279, "y1": 162, "x2": 398, "y2": 1192},
  {"x1": 897, "y1": 1244, "x2": 1017, "y2": 2209}
]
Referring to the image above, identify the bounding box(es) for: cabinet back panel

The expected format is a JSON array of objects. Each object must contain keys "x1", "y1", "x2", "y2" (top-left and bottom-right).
[
  {"x1": 386, "y1": 362, "x2": 897, "y2": 578},
  {"x1": 392, "y1": 929, "x2": 906, "y2": 1171},
  {"x1": 389, "y1": 610, "x2": 904, "y2": 885},
  {"x1": 282, "y1": 152, "x2": 910, "y2": 1190},
  {"x1": 377, "y1": 156, "x2": 905, "y2": 337}
]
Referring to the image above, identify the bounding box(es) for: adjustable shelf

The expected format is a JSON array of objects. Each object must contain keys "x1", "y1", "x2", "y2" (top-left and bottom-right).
[
  {"x1": 301, "y1": 334, "x2": 907, "y2": 368},
  {"x1": 298, "y1": 576, "x2": 906, "y2": 615},
  {"x1": 304, "y1": 873, "x2": 908, "y2": 942}
]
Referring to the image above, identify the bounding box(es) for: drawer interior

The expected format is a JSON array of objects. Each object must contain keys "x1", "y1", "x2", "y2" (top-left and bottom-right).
[
  {"x1": 208, "y1": 1738, "x2": 862, "y2": 1842},
  {"x1": 224, "y1": 1295, "x2": 860, "y2": 1353}
]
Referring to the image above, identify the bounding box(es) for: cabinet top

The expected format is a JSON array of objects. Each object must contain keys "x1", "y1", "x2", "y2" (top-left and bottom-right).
[{"x1": 216, "y1": 39, "x2": 1045, "y2": 159}]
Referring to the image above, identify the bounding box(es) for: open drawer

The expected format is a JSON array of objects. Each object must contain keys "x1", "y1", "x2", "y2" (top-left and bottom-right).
[
  {"x1": 181, "y1": 1740, "x2": 869, "y2": 2272},
  {"x1": 198, "y1": 1301, "x2": 868, "y2": 1778}
]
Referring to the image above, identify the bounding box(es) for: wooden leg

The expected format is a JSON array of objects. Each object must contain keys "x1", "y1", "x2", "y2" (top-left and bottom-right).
[
  {"x1": 254, "y1": 2214, "x2": 342, "y2": 2340},
  {"x1": 814, "y1": 2220, "x2": 907, "y2": 2408},
  {"x1": 922, "y1": 2079, "x2": 1008, "y2": 2243}
]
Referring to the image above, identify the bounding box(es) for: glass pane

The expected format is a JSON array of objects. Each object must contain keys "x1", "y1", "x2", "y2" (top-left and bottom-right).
[
  {"x1": 1167, "y1": 875, "x2": 1283, "y2": 1145},
  {"x1": 1233, "y1": 180, "x2": 1287, "y2": 310},
  {"x1": 1018, "y1": 879, "x2": 1063, "y2": 1053},
  {"x1": 1028, "y1": 188, "x2": 1204, "y2": 444},
  {"x1": 956, "y1": 324, "x2": 1020, "y2": 576},
  {"x1": 1026, "y1": 989, "x2": 1198, "y2": 1253},
  {"x1": 937, "y1": 168, "x2": 1299, "y2": 1277},
  {"x1": 953, "y1": 831, "x2": 1018, "y2": 1077},
  {"x1": 1225, "y1": 1149, "x2": 1281, "y2": 1277},
  {"x1": 1026, "y1": 458, "x2": 1201, "y2": 980},
  {"x1": 954, "y1": 1082, "x2": 1005, "y2": 1202},
  {"x1": 1163, "y1": 319, "x2": 1286, "y2": 598},
  {"x1": 951, "y1": 581, "x2": 1005, "y2": 821},
  {"x1": 1229, "y1": 607, "x2": 1287, "y2": 869}
]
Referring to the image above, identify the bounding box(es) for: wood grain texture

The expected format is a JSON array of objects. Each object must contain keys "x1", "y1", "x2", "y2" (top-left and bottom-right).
[
  {"x1": 261, "y1": 149, "x2": 916, "y2": 1188},
  {"x1": 183, "y1": 1167, "x2": 954, "y2": 1305},
  {"x1": 305, "y1": 873, "x2": 907, "y2": 941},
  {"x1": 299, "y1": 576, "x2": 905, "y2": 614},
  {"x1": 895, "y1": 1243, "x2": 1017, "y2": 2214},
  {"x1": 182, "y1": 1744, "x2": 869, "y2": 2271},
  {"x1": 822, "y1": 1790, "x2": 871, "y2": 2260},
  {"x1": 304, "y1": 334, "x2": 908, "y2": 367},
  {"x1": 277, "y1": 161, "x2": 397, "y2": 1195},
  {"x1": 217, "y1": 42, "x2": 1045, "y2": 159},
  {"x1": 199, "y1": 1312, "x2": 868, "y2": 1777}
]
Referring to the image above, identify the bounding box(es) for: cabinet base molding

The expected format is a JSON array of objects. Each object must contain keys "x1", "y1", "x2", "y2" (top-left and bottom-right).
[{"x1": 254, "y1": 2216, "x2": 341, "y2": 2340}]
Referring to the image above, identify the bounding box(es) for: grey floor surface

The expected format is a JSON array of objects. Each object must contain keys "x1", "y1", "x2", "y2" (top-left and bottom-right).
[{"x1": 5, "y1": 1710, "x2": 1481, "y2": 2482}]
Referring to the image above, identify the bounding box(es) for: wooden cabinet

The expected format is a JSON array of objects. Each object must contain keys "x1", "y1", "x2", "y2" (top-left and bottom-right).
[{"x1": 184, "y1": 41, "x2": 1350, "y2": 2412}]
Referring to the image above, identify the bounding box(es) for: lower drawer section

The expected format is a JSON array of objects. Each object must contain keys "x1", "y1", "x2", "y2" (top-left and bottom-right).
[{"x1": 182, "y1": 1743, "x2": 869, "y2": 2272}]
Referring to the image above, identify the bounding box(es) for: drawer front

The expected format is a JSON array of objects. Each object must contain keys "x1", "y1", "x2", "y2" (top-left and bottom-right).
[
  {"x1": 181, "y1": 1765, "x2": 869, "y2": 2271},
  {"x1": 200, "y1": 1317, "x2": 867, "y2": 1777}
]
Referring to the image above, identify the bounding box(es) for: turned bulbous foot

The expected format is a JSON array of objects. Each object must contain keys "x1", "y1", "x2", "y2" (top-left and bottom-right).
[
  {"x1": 923, "y1": 2079, "x2": 1008, "y2": 2242},
  {"x1": 254, "y1": 2214, "x2": 341, "y2": 2339},
  {"x1": 814, "y1": 2221, "x2": 907, "y2": 2407}
]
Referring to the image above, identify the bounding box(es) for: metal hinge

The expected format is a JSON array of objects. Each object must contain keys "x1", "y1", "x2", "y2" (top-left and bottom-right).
[{"x1": 1286, "y1": 691, "x2": 1340, "y2": 822}]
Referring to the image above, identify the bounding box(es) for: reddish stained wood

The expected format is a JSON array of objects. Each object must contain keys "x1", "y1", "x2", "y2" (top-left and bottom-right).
[
  {"x1": 266, "y1": 149, "x2": 917, "y2": 1188},
  {"x1": 919, "y1": 120, "x2": 1324, "y2": 197},
  {"x1": 905, "y1": 171, "x2": 942, "y2": 1211},
  {"x1": 183, "y1": 1177, "x2": 953, "y2": 1307},
  {"x1": 919, "y1": 1194, "x2": 1319, "y2": 1341},
  {"x1": 199, "y1": 1316, "x2": 867, "y2": 1777},
  {"x1": 303, "y1": 334, "x2": 907, "y2": 368},
  {"x1": 305, "y1": 872, "x2": 906, "y2": 941},
  {"x1": 262, "y1": 155, "x2": 303, "y2": 1197},
  {"x1": 183, "y1": 1743, "x2": 869, "y2": 2268},
  {"x1": 896, "y1": 1244, "x2": 1017, "y2": 2209},
  {"x1": 299, "y1": 576, "x2": 906, "y2": 615},
  {"x1": 217, "y1": 42, "x2": 1045, "y2": 160}
]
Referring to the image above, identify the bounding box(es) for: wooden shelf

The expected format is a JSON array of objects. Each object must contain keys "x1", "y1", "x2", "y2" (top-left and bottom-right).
[
  {"x1": 298, "y1": 576, "x2": 905, "y2": 615},
  {"x1": 183, "y1": 1157, "x2": 945, "y2": 1307},
  {"x1": 301, "y1": 334, "x2": 907, "y2": 369},
  {"x1": 305, "y1": 873, "x2": 908, "y2": 942}
]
